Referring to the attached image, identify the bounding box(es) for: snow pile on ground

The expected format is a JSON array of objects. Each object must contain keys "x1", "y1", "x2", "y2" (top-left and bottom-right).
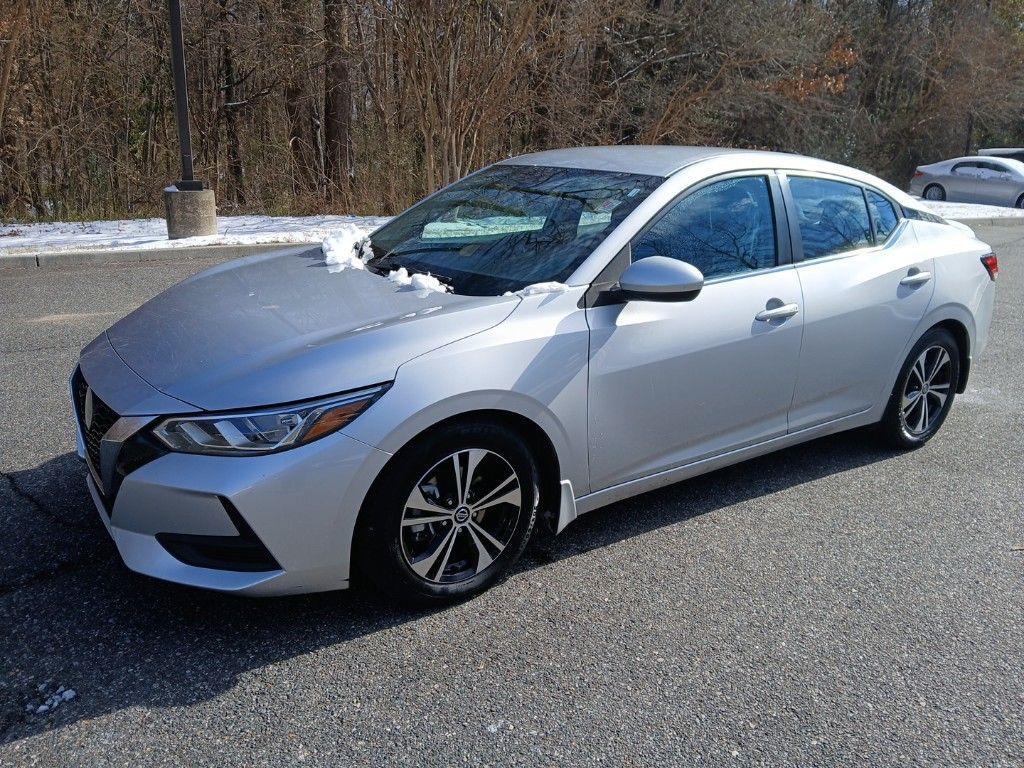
[
  {"x1": 504, "y1": 281, "x2": 571, "y2": 298},
  {"x1": 921, "y1": 199, "x2": 1024, "y2": 219},
  {"x1": 385, "y1": 267, "x2": 452, "y2": 294},
  {"x1": 0, "y1": 214, "x2": 390, "y2": 256},
  {"x1": 26, "y1": 684, "x2": 76, "y2": 715},
  {"x1": 321, "y1": 224, "x2": 375, "y2": 272}
]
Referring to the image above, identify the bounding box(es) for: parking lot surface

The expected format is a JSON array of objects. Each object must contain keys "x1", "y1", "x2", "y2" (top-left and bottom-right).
[{"x1": 1, "y1": 224, "x2": 1021, "y2": 766}]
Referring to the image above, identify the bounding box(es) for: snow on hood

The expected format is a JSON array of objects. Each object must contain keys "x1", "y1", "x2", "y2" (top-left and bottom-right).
[
  {"x1": 504, "y1": 282, "x2": 570, "y2": 298},
  {"x1": 322, "y1": 224, "x2": 375, "y2": 272},
  {"x1": 386, "y1": 267, "x2": 452, "y2": 294}
]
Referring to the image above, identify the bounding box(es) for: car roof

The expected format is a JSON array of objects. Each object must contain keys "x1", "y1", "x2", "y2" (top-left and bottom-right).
[
  {"x1": 937, "y1": 155, "x2": 1010, "y2": 164},
  {"x1": 498, "y1": 145, "x2": 915, "y2": 207},
  {"x1": 499, "y1": 145, "x2": 805, "y2": 178}
]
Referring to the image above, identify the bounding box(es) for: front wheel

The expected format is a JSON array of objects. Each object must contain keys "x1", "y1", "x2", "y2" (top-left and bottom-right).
[
  {"x1": 355, "y1": 422, "x2": 538, "y2": 604},
  {"x1": 1015, "y1": 193, "x2": 1024, "y2": 209},
  {"x1": 879, "y1": 328, "x2": 960, "y2": 449}
]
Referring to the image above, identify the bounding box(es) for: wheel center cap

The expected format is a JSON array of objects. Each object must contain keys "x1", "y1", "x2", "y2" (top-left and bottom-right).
[{"x1": 453, "y1": 506, "x2": 471, "y2": 524}]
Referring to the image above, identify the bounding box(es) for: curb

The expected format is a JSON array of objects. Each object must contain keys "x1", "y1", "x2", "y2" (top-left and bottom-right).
[
  {"x1": 952, "y1": 217, "x2": 1024, "y2": 227},
  {"x1": 0, "y1": 243, "x2": 308, "y2": 270}
]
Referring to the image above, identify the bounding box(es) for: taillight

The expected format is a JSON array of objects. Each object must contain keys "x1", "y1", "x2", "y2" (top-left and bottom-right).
[
  {"x1": 912, "y1": 170, "x2": 924, "y2": 178},
  {"x1": 981, "y1": 254, "x2": 998, "y2": 280}
]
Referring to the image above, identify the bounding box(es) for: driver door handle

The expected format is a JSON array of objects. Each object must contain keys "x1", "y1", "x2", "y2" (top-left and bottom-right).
[
  {"x1": 755, "y1": 303, "x2": 800, "y2": 322},
  {"x1": 900, "y1": 271, "x2": 932, "y2": 286}
]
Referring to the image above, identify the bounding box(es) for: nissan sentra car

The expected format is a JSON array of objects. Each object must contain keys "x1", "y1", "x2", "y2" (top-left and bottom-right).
[{"x1": 72, "y1": 146, "x2": 997, "y2": 603}]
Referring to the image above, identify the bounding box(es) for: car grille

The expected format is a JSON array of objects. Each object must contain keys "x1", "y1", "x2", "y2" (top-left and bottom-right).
[
  {"x1": 73, "y1": 369, "x2": 119, "y2": 475},
  {"x1": 72, "y1": 367, "x2": 164, "y2": 505}
]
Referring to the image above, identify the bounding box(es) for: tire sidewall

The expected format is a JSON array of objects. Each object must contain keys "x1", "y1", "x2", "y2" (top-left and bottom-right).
[
  {"x1": 356, "y1": 423, "x2": 538, "y2": 603},
  {"x1": 886, "y1": 329, "x2": 959, "y2": 447}
]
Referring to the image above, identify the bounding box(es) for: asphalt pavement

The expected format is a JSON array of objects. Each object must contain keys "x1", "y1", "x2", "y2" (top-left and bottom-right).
[{"x1": 1, "y1": 225, "x2": 1021, "y2": 766}]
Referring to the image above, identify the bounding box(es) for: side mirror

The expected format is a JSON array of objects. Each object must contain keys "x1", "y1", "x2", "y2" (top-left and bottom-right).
[{"x1": 618, "y1": 256, "x2": 704, "y2": 302}]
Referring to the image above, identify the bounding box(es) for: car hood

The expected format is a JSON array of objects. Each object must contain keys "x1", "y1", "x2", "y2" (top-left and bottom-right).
[{"x1": 104, "y1": 246, "x2": 518, "y2": 411}]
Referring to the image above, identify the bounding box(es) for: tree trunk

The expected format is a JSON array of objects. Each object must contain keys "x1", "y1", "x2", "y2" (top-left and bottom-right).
[
  {"x1": 219, "y1": 0, "x2": 245, "y2": 204},
  {"x1": 323, "y1": 0, "x2": 352, "y2": 202},
  {"x1": 283, "y1": 1, "x2": 316, "y2": 196},
  {"x1": 0, "y1": 0, "x2": 30, "y2": 134}
]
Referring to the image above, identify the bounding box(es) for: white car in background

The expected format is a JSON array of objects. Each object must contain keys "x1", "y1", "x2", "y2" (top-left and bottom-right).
[{"x1": 910, "y1": 155, "x2": 1024, "y2": 208}]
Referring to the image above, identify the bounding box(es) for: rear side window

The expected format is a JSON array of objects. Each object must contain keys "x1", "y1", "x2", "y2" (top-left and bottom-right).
[
  {"x1": 632, "y1": 175, "x2": 777, "y2": 279},
  {"x1": 866, "y1": 190, "x2": 899, "y2": 241},
  {"x1": 789, "y1": 177, "x2": 872, "y2": 260}
]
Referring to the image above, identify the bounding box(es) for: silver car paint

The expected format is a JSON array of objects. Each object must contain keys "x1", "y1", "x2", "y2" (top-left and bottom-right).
[
  {"x1": 587, "y1": 264, "x2": 805, "y2": 490},
  {"x1": 74, "y1": 146, "x2": 996, "y2": 595},
  {"x1": 104, "y1": 245, "x2": 518, "y2": 410},
  {"x1": 908, "y1": 155, "x2": 1024, "y2": 207}
]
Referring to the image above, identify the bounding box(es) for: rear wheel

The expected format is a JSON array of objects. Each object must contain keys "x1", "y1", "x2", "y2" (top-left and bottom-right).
[
  {"x1": 923, "y1": 184, "x2": 946, "y2": 201},
  {"x1": 1015, "y1": 193, "x2": 1024, "y2": 209},
  {"x1": 879, "y1": 328, "x2": 960, "y2": 449},
  {"x1": 355, "y1": 422, "x2": 538, "y2": 604}
]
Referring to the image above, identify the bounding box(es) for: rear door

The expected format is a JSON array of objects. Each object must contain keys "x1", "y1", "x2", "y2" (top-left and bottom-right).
[
  {"x1": 781, "y1": 174, "x2": 934, "y2": 431},
  {"x1": 980, "y1": 160, "x2": 1021, "y2": 206}
]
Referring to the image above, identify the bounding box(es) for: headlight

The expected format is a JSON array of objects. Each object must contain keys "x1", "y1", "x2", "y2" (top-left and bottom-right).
[{"x1": 152, "y1": 384, "x2": 388, "y2": 456}]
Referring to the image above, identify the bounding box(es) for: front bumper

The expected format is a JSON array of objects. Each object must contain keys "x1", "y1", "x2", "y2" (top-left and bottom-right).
[
  {"x1": 85, "y1": 426, "x2": 391, "y2": 595},
  {"x1": 72, "y1": 337, "x2": 393, "y2": 595}
]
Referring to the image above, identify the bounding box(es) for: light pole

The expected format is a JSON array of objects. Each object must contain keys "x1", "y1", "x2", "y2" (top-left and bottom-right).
[{"x1": 163, "y1": 0, "x2": 217, "y2": 238}]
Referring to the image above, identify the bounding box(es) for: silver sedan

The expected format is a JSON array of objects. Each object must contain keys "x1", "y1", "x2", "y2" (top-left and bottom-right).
[
  {"x1": 72, "y1": 147, "x2": 997, "y2": 603},
  {"x1": 909, "y1": 155, "x2": 1024, "y2": 208}
]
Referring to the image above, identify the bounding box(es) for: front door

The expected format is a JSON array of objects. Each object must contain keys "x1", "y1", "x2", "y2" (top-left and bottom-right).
[{"x1": 586, "y1": 174, "x2": 805, "y2": 491}]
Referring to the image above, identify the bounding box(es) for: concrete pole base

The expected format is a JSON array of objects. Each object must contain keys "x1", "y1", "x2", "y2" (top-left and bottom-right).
[{"x1": 164, "y1": 187, "x2": 217, "y2": 239}]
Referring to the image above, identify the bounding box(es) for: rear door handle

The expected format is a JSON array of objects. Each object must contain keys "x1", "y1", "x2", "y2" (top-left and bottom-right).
[
  {"x1": 755, "y1": 303, "x2": 800, "y2": 322},
  {"x1": 900, "y1": 271, "x2": 932, "y2": 286}
]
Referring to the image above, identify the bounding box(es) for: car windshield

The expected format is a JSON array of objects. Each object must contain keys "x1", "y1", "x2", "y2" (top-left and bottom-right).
[{"x1": 366, "y1": 164, "x2": 663, "y2": 295}]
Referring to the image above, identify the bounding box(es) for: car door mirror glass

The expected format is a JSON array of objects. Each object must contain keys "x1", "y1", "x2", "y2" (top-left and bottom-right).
[{"x1": 617, "y1": 256, "x2": 704, "y2": 302}]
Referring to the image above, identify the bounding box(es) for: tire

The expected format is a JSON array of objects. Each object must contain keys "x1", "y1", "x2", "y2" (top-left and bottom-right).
[
  {"x1": 923, "y1": 184, "x2": 946, "y2": 202},
  {"x1": 355, "y1": 421, "x2": 538, "y2": 605},
  {"x1": 1015, "y1": 193, "x2": 1024, "y2": 209},
  {"x1": 879, "y1": 328, "x2": 960, "y2": 449}
]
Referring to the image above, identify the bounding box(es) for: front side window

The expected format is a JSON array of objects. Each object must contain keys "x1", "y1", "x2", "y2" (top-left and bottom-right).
[
  {"x1": 632, "y1": 175, "x2": 777, "y2": 279},
  {"x1": 866, "y1": 189, "x2": 899, "y2": 241},
  {"x1": 367, "y1": 165, "x2": 662, "y2": 295},
  {"x1": 789, "y1": 176, "x2": 872, "y2": 260}
]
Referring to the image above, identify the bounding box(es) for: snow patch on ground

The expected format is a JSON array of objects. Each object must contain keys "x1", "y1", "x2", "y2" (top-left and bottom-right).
[
  {"x1": 26, "y1": 684, "x2": 76, "y2": 715},
  {"x1": 504, "y1": 281, "x2": 571, "y2": 297},
  {"x1": 0, "y1": 214, "x2": 390, "y2": 256},
  {"x1": 386, "y1": 267, "x2": 452, "y2": 294},
  {"x1": 921, "y1": 199, "x2": 1024, "y2": 219},
  {"x1": 321, "y1": 224, "x2": 375, "y2": 272}
]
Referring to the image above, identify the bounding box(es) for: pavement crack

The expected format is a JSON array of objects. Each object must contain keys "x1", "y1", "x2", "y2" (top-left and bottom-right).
[
  {"x1": 1, "y1": 472, "x2": 95, "y2": 533},
  {"x1": 0, "y1": 551, "x2": 113, "y2": 599}
]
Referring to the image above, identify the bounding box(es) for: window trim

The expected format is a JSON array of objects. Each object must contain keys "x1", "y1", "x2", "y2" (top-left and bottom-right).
[
  {"x1": 627, "y1": 169, "x2": 791, "y2": 271},
  {"x1": 779, "y1": 170, "x2": 905, "y2": 264},
  {"x1": 864, "y1": 187, "x2": 901, "y2": 245},
  {"x1": 581, "y1": 170, "x2": 792, "y2": 308}
]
